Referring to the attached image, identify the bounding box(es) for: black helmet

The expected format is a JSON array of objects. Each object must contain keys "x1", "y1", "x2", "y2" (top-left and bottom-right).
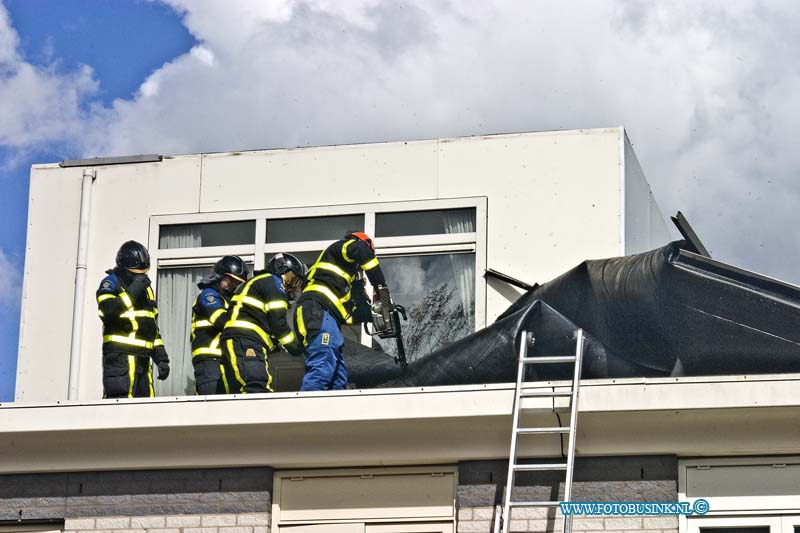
[
  {"x1": 116, "y1": 240, "x2": 150, "y2": 271},
  {"x1": 267, "y1": 253, "x2": 308, "y2": 279},
  {"x1": 213, "y1": 255, "x2": 248, "y2": 282}
]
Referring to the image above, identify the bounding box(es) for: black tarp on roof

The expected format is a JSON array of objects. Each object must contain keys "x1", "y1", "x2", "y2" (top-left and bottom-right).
[{"x1": 346, "y1": 240, "x2": 800, "y2": 387}]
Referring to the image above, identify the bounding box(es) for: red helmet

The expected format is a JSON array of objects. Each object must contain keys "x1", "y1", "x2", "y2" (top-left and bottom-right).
[{"x1": 346, "y1": 232, "x2": 374, "y2": 250}]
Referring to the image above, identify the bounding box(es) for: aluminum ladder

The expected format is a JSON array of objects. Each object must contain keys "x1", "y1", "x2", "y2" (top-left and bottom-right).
[{"x1": 495, "y1": 329, "x2": 585, "y2": 533}]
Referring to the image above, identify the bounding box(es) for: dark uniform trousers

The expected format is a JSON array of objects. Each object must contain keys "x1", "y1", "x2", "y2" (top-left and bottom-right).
[
  {"x1": 221, "y1": 337, "x2": 271, "y2": 393},
  {"x1": 193, "y1": 358, "x2": 231, "y2": 395},
  {"x1": 102, "y1": 351, "x2": 154, "y2": 398}
]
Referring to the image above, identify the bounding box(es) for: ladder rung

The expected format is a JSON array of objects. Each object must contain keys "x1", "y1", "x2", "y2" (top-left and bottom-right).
[
  {"x1": 522, "y1": 356, "x2": 576, "y2": 364},
  {"x1": 516, "y1": 427, "x2": 570, "y2": 434},
  {"x1": 512, "y1": 463, "x2": 567, "y2": 471},
  {"x1": 520, "y1": 390, "x2": 573, "y2": 397},
  {"x1": 508, "y1": 501, "x2": 561, "y2": 507}
]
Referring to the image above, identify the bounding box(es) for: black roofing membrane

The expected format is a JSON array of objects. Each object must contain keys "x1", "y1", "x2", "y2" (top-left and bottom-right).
[{"x1": 346, "y1": 240, "x2": 800, "y2": 387}]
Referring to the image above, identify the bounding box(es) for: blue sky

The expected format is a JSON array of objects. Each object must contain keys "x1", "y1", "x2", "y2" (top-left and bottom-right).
[
  {"x1": 0, "y1": 0, "x2": 195, "y2": 400},
  {"x1": 2, "y1": 1, "x2": 800, "y2": 401}
]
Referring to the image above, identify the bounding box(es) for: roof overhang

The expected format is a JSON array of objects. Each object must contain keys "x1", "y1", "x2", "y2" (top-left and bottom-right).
[{"x1": 2, "y1": 374, "x2": 799, "y2": 474}]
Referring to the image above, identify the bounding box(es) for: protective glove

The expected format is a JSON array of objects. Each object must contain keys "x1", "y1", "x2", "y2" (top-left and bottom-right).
[
  {"x1": 127, "y1": 274, "x2": 151, "y2": 302},
  {"x1": 285, "y1": 339, "x2": 305, "y2": 357},
  {"x1": 153, "y1": 345, "x2": 170, "y2": 380},
  {"x1": 156, "y1": 360, "x2": 170, "y2": 380}
]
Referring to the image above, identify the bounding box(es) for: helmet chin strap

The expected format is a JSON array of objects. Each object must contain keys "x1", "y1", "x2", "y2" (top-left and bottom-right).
[{"x1": 128, "y1": 267, "x2": 149, "y2": 274}]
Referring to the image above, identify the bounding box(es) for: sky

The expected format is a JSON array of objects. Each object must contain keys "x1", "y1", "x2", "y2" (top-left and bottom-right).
[{"x1": 1, "y1": 0, "x2": 799, "y2": 401}]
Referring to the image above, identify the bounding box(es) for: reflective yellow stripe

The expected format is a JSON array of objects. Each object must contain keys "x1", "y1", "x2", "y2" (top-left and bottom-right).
[
  {"x1": 98, "y1": 310, "x2": 104, "y2": 318},
  {"x1": 233, "y1": 294, "x2": 268, "y2": 310},
  {"x1": 103, "y1": 335, "x2": 154, "y2": 349},
  {"x1": 154, "y1": 338, "x2": 164, "y2": 347},
  {"x1": 265, "y1": 300, "x2": 289, "y2": 311},
  {"x1": 341, "y1": 239, "x2": 356, "y2": 263},
  {"x1": 279, "y1": 331, "x2": 295, "y2": 345},
  {"x1": 361, "y1": 257, "x2": 379, "y2": 271},
  {"x1": 121, "y1": 310, "x2": 157, "y2": 319},
  {"x1": 97, "y1": 294, "x2": 116, "y2": 302},
  {"x1": 303, "y1": 283, "x2": 353, "y2": 325},
  {"x1": 309, "y1": 261, "x2": 354, "y2": 283},
  {"x1": 209, "y1": 308, "x2": 227, "y2": 323},
  {"x1": 146, "y1": 286, "x2": 155, "y2": 300},
  {"x1": 127, "y1": 356, "x2": 136, "y2": 398},
  {"x1": 192, "y1": 347, "x2": 223, "y2": 357},
  {"x1": 296, "y1": 307, "x2": 308, "y2": 347},
  {"x1": 192, "y1": 319, "x2": 212, "y2": 328},
  {"x1": 120, "y1": 292, "x2": 133, "y2": 309},
  {"x1": 220, "y1": 364, "x2": 230, "y2": 394},
  {"x1": 226, "y1": 339, "x2": 247, "y2": 390},
  {"x1": 147, "y1": 363, "x2": 154, "y2": 397},
  {"x1": 226, "y1": 320, "x2": 276, "y2": 349}
]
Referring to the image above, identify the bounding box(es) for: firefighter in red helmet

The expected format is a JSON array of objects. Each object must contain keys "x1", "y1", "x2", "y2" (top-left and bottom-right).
[{"x1": 294, "y1": 232, "x2": 391, "y2": 390}]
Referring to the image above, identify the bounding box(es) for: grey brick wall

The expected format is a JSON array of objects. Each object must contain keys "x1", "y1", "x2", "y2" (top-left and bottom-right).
[
  {"x1": 62, "y1": 513, "x2": 271, "y2": 533},
  {"x1": 0, "y1": 468, "x2": 273, "y2": 521},
  {"x1": 456, "y1": 456, "x2": 679, "y2": 533}
]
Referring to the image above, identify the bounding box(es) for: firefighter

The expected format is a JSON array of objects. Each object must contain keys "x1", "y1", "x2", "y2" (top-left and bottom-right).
[
  {"x1": 219, "y1": 253, "x2": 306, "y2": 393},
  {"x1": 96, "y1": 241, "x2": 170, "y2": 398},
  {"x1": 190, "y1": 256, "x2": 248, "y2": 395},
  {"x1": 295, "y1": 232, "x2": 390, "y2": 391}
]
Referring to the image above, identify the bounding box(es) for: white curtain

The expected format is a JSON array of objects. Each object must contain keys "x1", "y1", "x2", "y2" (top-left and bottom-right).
[
  {"x1": 154, "y1": 267, "x2": 206, "y2": 396},
  {"x1": 443, "y1": 211, "x2": 476, "y2": 324},
  {"x1": 159, "y1": 226, "x2": 202, "y2": 248}
]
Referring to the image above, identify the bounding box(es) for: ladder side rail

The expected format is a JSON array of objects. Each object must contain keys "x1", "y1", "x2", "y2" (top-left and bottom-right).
[
  {"x1": 561, "y1": 328, "x2": 585, "y2": 533},
  {"x1": 501, "y1": 330, "x2": 531, "y2": 533}
]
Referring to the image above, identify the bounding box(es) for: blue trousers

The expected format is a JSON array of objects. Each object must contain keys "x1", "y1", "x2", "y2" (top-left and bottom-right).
[{"x1": 300, "y1": 309, "x2": 347, "y2": 391}]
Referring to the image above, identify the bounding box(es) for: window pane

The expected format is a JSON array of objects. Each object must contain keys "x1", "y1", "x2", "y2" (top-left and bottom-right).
[
  {"x1": 159, "y1": 221, "x2": 255, "y2": 249},
  {"x1": 267, "y1": 214, "x2": 364, "y2": 243},
  {"x1": 375, "y1": 208, "x2": 476, "y2": 237},
  {"x1": 155, "y1": 266, "x2": 207, "y2": 396},
  {"x1": 372, "y1": 253, "x2": 475, "y2": 361}
]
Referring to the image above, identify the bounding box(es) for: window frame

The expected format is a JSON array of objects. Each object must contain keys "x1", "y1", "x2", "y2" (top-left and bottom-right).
[
  {"x1": 149, "y1": 197, "x2": 488, "y2": 332},
  {"x1": 679, "y1": 457, "x2": 800, "y2": 533}
]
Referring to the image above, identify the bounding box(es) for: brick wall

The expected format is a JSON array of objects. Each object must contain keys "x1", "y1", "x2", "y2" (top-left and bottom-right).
[
  {"x1": 456, "y1": 456, "x2": 679, "y2": 533},
  {"x1": 63, "y1": 512, "x2": 271, "y2": 533},
  {"x1": 0, "y1": 468, "x2": 272, "y2": 521}
]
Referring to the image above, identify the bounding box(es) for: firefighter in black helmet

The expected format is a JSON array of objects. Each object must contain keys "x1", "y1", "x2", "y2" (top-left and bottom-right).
[
  {"x1": 219, "y1": 253, "x2": 306, "y2": 393},
  {"x1": 190, "y1": 256, "x2": 248, "y2": 395},
  {"x1": 96, "y1": 241, "x2": 170, "y2": 398}
]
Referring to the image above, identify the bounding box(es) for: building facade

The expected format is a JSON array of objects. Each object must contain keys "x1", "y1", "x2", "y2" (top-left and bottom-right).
[{"x1": 3, "y1": 128, "x2": 798, "y2": 533}]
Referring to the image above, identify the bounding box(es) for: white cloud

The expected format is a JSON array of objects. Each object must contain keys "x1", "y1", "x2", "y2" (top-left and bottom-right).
[
  {"x1": 0, "y1": 2, "x2": 98, "y2": 150},
  {"x1": 3, "y1": 1, "x2": 800, "y2": 283},
  {"x1": 0, "y1": 249, "x2": 21, "y2": 311}
]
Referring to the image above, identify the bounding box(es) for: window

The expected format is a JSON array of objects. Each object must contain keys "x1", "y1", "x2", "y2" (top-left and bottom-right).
[
  {"x1": 271, "y1": 467, "x2": 456, "y2": 531},
  {"x1": 149, "y1": 198, "x2": 486, "y2": 395},
  {"x1": 267, "y1": 214, "x2": 364, "y2": 243},
  {"x1": 159, "y1": 220, "x2": 255, "y2": 248},
  {"x1": 373, "y1": 253, "x2": 475, "y2": 359}
]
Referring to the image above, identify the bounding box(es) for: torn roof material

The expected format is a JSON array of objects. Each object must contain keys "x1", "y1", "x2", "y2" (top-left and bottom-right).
[{"x1": 347, "y1": 240, "x2": 800, "y2": 387}]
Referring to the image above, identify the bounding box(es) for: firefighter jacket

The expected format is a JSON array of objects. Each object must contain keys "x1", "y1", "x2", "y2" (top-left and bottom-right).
[
  {"x1": 190, "y1": 283, "x2": 230, "y2": 359},
  {"x1": 300, "y1": 237, "x2": 386, "y2": 325},
  {"x1": 96, "y1": 269, "x2": 167, "y2": 361},
  {"x1": 220, "y1": 272, "x2": 300, "y2": 354}
]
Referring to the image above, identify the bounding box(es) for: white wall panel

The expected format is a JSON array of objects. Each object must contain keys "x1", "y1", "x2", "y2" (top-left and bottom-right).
[
  {"x1": 16, "y1": 166, "x2": 84, "y2": 401},
  {"x1": 436, "y1": 129, "x2": 623, "y2": 320},
  {"x1": 623, "y1": 133, "x2": 671, "y2": 254},
  {"x1": 199, "y1": 141, "x2": 439, "y2": 212}
]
